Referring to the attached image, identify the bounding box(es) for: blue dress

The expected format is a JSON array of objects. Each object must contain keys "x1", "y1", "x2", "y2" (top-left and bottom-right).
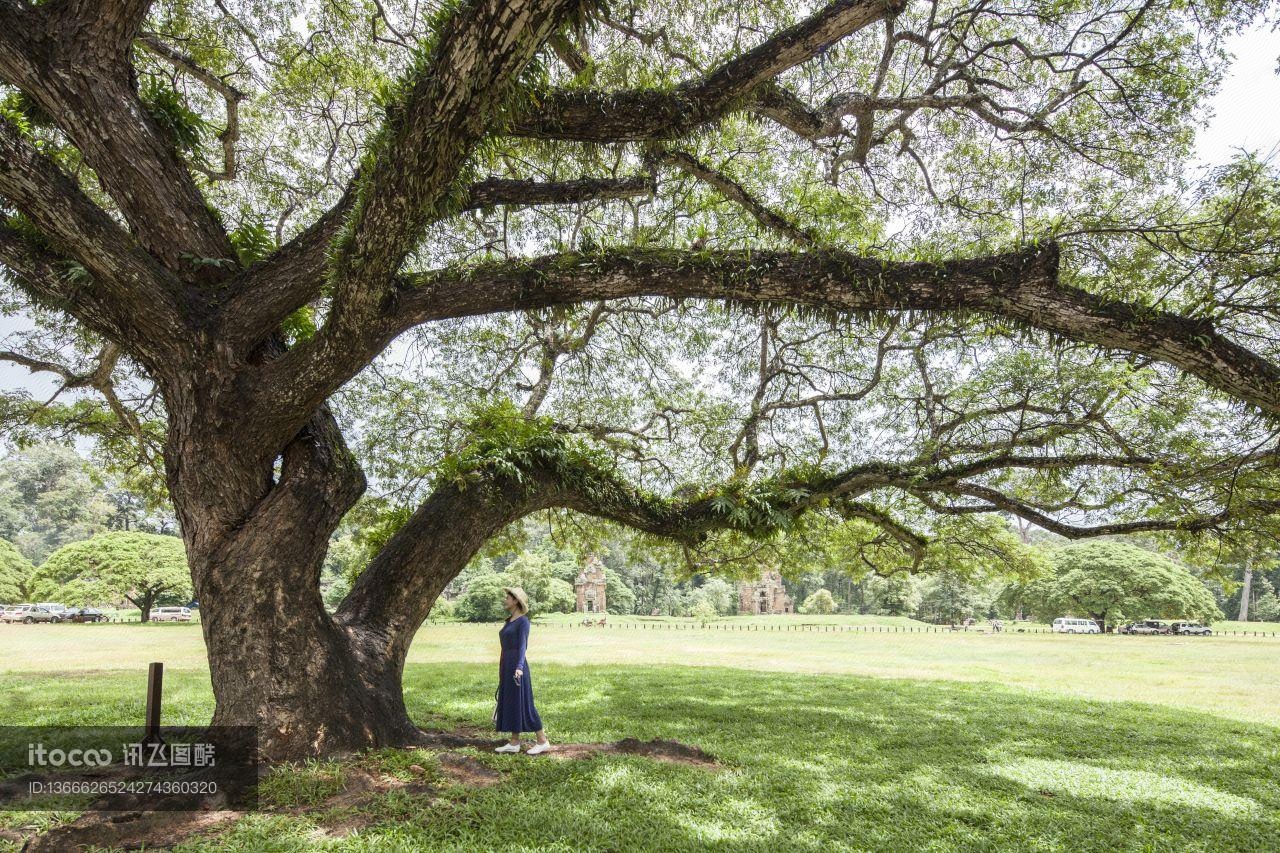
[{"x1": 495, "y1": 614, "x2": 542, "y2": 733}]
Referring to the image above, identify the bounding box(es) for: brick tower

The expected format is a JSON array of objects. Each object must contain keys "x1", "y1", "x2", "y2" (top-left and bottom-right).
[
  {"x1": 737, "y1": 569, "x2": 794, "y2": 614},
  {"x1": 574, "y1": 555, "x2": 607, "y2": 613}
]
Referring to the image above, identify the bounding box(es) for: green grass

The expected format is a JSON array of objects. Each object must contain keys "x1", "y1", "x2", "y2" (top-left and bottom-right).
[
  {"x1": 2, "y1": 665, "x2": 1278, "y2": 851},
  {"x1": 3, "y1": 619, "x2": 1279, "y2": 725},
  {"x1": 1214, "y1": 620, "x2": 1280, "y2": 634},
  {"x1": 2, "y1": 622, "x2": 1279, "y2": 850}
]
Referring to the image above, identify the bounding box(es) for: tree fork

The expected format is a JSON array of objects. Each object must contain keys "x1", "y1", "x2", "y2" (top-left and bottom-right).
[{"x1": 172, "y1": 405, "x2": 429, "y2": 759}]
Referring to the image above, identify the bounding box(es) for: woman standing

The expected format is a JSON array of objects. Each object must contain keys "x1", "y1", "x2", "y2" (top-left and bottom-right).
[{"x1": 494, "y1": 587, "x2": 551, "y2": 754}]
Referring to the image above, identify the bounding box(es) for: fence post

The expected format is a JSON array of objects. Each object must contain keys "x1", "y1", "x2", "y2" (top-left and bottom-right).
[{"x1": 143, "y1": 661, "x2": 164, "y2": 746}]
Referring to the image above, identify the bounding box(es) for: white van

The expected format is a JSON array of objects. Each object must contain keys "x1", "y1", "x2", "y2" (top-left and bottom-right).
[
  {"x1": 35, "y1": 602, "x2": 66, "y2": 614},
  {"x1": 151, "y1": 606, "x2": 193, "y2": 623},
  {"x1": 1052, "y1": 617, "x2": 1100, "y2": 634}
]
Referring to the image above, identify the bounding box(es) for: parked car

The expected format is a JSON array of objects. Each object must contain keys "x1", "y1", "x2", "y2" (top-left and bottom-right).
[
  {"x1": 1170, "y1": 621, "x2": 1212, "y2": 636},
  {"x1": 65, "y1": 607, "x2": 107, "y2": 623},
  {"x1": 1120, "y1": 620, "x2": 1171, "y2": 635},
  {"x1": 1052, "y1": 617, "x2": 1101, "y2": 634},
  {"x1": 151, "y1": 606, "x2": 193, "y2": 623},
  {"x1": 9, "y1": 606, "x2": 63, "y2": 623},
  {"x1": 35, "y1": 602, "x2": 67, "y2": 615},
  {"x1": 0, "y1": 605, "x2": 35, "y2": 623}
]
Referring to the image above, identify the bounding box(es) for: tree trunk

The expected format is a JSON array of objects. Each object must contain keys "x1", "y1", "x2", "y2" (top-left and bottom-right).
[
  {"x1": 165, "y1": 403, "x2": 433, "y2": 760},
  {"x1": 1239, "y1": 564, "x2": 1253, "y2": 622},
  {"x1": 198, "y1": 550, "x2": 420, "y2": 759},
  {"x1": 156, "y1": 347, "x2": 582, "y2": 761},
  {"x1": 189, "y1": 530, "x2": 423, "y2": 756},
  {"x1": 127, "y1": 590, "x2": 156, "y2": 622}
]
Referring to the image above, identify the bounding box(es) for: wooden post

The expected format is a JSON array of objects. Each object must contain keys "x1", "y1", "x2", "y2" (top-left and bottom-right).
[{"x1": 143, "y1": 661, "x2": 164, "y2": 745}]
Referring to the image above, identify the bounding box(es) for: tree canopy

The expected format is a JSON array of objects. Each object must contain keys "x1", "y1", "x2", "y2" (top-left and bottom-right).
[
  {"x1": 801, "y1": 588, "x2": 838, "y2": 614},
  {"x1": 0, "y1": 443, "x2": 113, "y2": 563},
  {"x1": 1022, "y1": 540, "x2": 1223, "y2": 628},
  {"x1": 4, "y1": 0, "x2": 1280, "y2": 568},
  {"x1": 32, "y1": 531, "x2": 192, "y2": 619}
]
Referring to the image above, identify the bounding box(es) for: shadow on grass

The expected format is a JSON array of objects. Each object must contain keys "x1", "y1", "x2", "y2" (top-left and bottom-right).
[
  {"x1": 397, "y1": 663, "x2": 1279, "y2": 852},
  {"x1": 2, "y1": 663, "x2": 1277, "y2": 851}
]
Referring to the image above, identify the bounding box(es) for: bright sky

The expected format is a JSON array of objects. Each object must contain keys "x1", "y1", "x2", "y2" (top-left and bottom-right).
[
  {"x1": 2, "y1": 22, "x2": 1280, "y2": 399},
  {"x1": 1195, "y1": 24, "x2": 1280, "y2": 163}
]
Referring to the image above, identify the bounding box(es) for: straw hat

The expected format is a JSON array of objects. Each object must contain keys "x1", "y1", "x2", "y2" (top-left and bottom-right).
[{"x1": 503, "y1": 586, "x2": 530, "y2": 615}]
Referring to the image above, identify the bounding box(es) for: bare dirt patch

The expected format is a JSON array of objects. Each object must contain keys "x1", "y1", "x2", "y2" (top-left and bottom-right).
[
  {"x1": 21, "y1": 809, "x2": 242, "y2": 852},
  {"x1": 545, "y1": 737, "x2": 718, "y2": 767},
  {"x1": 436, "y1": 752, "x2": 503, "y2": 787},
  {"x1": 610, "y1": 738, "x2": 718, "y2": 767}
]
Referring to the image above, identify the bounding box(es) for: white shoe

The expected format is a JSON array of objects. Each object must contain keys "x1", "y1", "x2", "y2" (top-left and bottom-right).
[
  {"x1": 494, "y1": 742, "x2": 521, "y2": 753},
  {"x1": 526, "y1": 741, "x2": 551, "y2": 755}
]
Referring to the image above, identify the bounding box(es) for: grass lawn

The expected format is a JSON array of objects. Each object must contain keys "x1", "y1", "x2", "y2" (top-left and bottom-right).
[
  {"x1": 3, "y1": 618, "x2": 1279, "y2": 725},
  {"x1": 1214, "y1": 620, "x2": 1280, "y2": 634},
  {"x1": 1, "y1": 621, "x2": 1278, "y2": 850}
]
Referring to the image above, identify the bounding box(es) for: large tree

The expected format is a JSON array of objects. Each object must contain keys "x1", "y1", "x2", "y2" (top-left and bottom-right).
[
  {"x1": 1023, "y1": 540, "x2": 1223, "y2": 629},
  {"x1": 2, "y1": 0, "x2": 1280, "y2": 760},
  {"x1": 33, "y1": 531, "x2": 192, "y2": 620}
]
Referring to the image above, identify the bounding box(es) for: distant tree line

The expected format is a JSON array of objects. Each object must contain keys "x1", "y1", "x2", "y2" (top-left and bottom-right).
[{"x1": 0, "y1": 444, "x2": 189, "y2": 619}]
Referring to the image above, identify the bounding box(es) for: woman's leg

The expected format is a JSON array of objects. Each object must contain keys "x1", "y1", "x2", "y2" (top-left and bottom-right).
[
  {"x1": 509, "y1": 732, "x2": 520, "y2": 745},
  {"x1": 535, "y1": 729, "x2": 548, "y2": 745}
]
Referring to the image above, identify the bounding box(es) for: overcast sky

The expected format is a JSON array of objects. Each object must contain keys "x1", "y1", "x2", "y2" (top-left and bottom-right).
[{"x1": 3, "y1": 22, "x2": 1280, "y2": 400}]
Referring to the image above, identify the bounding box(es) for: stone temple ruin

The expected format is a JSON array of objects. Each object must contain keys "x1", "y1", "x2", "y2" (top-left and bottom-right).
[
  {"x1": 574, "y1": 555, "x2": 607, "y2": 613},
  {"x1": 737, "y1": 569, "x2": 794, "y2": 615}
]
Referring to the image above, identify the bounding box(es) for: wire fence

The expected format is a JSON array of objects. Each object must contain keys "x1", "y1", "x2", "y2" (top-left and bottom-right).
[
  {"x1": 6, "y1": 615, "x2": 1276, "y2": 639},
  {"x1": 555, "y1": 620, "x2": 1280, "y2": 639}
]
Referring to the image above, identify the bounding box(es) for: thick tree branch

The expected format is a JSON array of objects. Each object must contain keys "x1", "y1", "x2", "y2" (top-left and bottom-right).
[
  {"x1": 252, "y1": 240, "x2": 1280, "y2": 452},
  {"x1": 0, "y1": 1, "x2": 233, "y2": 270},
  {"x1": 0, "y1": 122, "x2": 191, "y2": 354},
  {"x1": 335, "y1": 438, "x2": 1202, "y2": 636},
  {"x1": 219, "y1": 184, "x2": 361, "y2": 350},
  {"x1": 462, "y1": 174, "x2": 653, "y2": 210},
  {"x1": 0, "y1": 2, "x2": 38, "y2": 86},
  {"x1": 51, "y1": 0, "x2": 154, "y2": 56},
  {"x1": 324, "y1": 0, "x2": 590, "y2": 342},
  {"x1": 335, "y1": 473, "x2": 550, "y2": 645},
  {"x1": 507, "y1": 0, "x2": 905, "y2": 141},
  {"x1": 221, "y1": 172, "x2": 650, "y2": 352},
  {"x1": 0, "y1": 220, "x2": 85, "y2": 313}
]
